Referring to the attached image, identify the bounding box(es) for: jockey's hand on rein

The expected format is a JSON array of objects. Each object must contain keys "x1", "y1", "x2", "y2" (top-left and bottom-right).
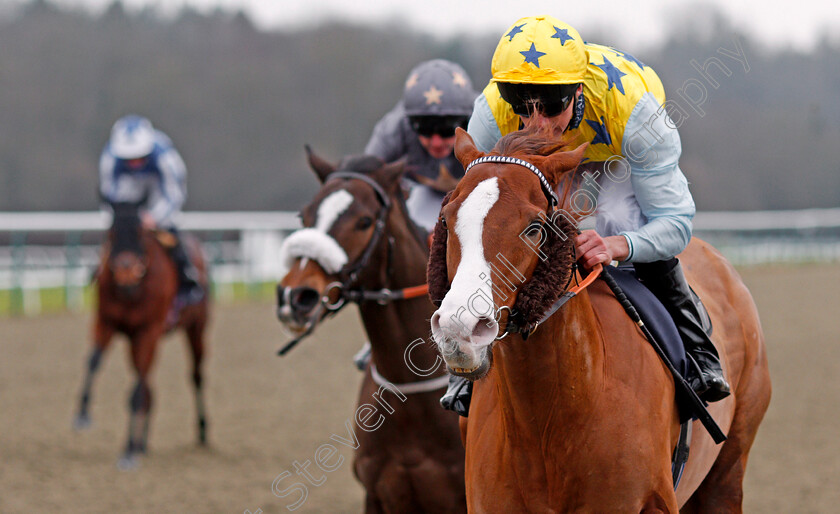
[{"x1": 575, "y1": 230, "x2": 630, "y2": 270}]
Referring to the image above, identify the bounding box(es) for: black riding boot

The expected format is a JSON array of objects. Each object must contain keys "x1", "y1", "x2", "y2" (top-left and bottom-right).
[
  {"x1": 167, "y1": 229, "x2": 203, "y2": 304},
  {"x1": 634, "y1": 258, "x2": 731, "y2": 402},
  {"x1": 440, "y1": 374, "x2": 472, "y2": 417}
]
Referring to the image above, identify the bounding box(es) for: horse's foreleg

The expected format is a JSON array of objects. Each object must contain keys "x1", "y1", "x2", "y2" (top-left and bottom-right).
[
  {"x1": 186, "y1": 320, "x2": 208, "y2": 446},
  {"x1": 74, "y1": 320, "x2": 114, "y2": 430},
  {"x1": 119, "y1": 327, "x2": 161, "y2": 469}
]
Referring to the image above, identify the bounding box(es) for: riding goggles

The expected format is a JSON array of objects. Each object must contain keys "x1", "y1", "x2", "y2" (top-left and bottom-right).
[
  {"x1": 409, "y1": 115, "x2": 468, "y2": 138},
  {"x1": 497, "y1": 82, "x2": 578, "y2": 117}
]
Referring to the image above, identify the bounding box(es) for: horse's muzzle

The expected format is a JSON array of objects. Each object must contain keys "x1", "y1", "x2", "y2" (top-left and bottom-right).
[{"x1": 276, "y1": 285, "x2": 322, "y2": 330}]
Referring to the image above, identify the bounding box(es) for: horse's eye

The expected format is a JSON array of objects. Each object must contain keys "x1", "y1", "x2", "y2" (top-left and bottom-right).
[
  {"x1": 356, "y1": 216, "x2": 373, "y2": 230},
  {"x1": 525, "y1": 221, "x2": 543, "y2": 239},
  {"x1": 440, "y1": 216, "x2": 448, "y2": 230}
]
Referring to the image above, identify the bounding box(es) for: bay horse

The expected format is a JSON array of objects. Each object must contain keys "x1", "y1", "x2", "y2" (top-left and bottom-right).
[
  {"x1": 74, "y1": 199, "x2": 210, "y2": 469},
  {"x1": 276, "y1": 148, "x2": 466, "y2": 513},
  {"x1": 428, "y1": 127, "x2": 771, "y2": 512}
]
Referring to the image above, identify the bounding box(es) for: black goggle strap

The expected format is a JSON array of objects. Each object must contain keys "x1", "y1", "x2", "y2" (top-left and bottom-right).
[
  {"x1": 569, "y1": 91, "x2": 586, "y2": 130},
  {"x1": 465, "y1": 155, "x2": 559, "y2": 208}
]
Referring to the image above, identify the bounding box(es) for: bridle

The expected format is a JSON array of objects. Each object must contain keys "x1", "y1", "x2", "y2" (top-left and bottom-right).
[
  {"x1": 462, "y1": 155, "x2": 602, "y2": 341},
  {"x1": 277, "y1": 171, "x2": 429, "y2": 355},
  {"x1": 318, "y1": 171, "x2": 430, "y2": 308}
]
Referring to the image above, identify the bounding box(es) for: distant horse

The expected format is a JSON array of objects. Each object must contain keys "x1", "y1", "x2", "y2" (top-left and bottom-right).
[
  {"x1": 277, "y1": 149, "x2": 466, "y2": 513},
  {"x1": 428, "y1": 127, "x2": 771, "y2": 512},
  {"x1": 74, "y1": 199, "x2": 210, "y2": 468}
]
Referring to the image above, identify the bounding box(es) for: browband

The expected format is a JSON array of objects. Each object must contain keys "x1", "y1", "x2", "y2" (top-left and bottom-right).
[{"x1": 465, "y1": 155, "x2": 559, "y2": 208}]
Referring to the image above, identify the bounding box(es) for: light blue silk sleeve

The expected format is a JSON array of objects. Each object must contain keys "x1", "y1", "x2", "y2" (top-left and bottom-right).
[
  {"x1": 467, "y1": 93, "x2": 503, "y2": 153},
  {"x1": 619, "y1": 92, "x2": 695, "y2": 262}
]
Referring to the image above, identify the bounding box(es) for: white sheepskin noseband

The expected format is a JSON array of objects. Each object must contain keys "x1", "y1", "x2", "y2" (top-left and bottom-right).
[
  {"x1": 280, "y1": 189, "x2": 356, "y2": 275},
  {"x1": 280, "y1": 229, "x2": 349, "y2": 275}
]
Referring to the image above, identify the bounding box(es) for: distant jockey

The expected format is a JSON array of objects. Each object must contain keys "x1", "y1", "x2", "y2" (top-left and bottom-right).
[{"x1": 99, "y1": 115, "x2": 203, "y2": 306}]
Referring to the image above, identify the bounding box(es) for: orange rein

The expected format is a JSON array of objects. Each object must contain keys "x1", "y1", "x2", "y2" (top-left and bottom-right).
[
  {"x1": 570, "y1": 262, "x2": 603, "y2": 295},
  {"x1": 496, "y1": 263, "x2": 604, "y2": 340},
  {"x1": 399, "y1": 283, "x2": 430, "y2": 300}
]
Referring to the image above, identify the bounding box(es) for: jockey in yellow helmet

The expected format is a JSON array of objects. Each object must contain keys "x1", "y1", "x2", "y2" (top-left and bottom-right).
[{"x1": 441, "y1": 15, "x2": 729, "y2": 417}]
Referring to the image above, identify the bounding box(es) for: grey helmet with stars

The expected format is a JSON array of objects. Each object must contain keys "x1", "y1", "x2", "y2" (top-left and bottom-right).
[{"x1": 402, "y1": 59, "x2": 476, "y2": 117}]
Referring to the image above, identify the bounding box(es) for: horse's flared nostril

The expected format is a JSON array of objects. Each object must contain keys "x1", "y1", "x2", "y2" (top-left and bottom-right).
[
  {"x1": 291, "y1": 287, "x2": 320, "y2": 313},
  {"x1": 470, "y1": 316, "x2": 498, "y2": 347},
  {"x1": 430, "y1": 312, "x2": 442, "y2": 335}
]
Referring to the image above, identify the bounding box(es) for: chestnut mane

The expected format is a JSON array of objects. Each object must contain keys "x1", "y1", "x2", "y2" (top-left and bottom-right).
[{"x1": 492, "y1": 124, "x2": 580, "y2": 160}]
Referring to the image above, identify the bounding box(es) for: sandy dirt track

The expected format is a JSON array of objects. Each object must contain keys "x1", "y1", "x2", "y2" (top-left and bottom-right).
[{"x1": 1, "y1": 264, "x2": 839, "y2": 513}]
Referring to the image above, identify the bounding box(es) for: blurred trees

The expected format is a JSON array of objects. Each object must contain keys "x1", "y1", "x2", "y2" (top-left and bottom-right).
[{"x1": 0, "y1": 1, "x2": 837, "y2": 212}]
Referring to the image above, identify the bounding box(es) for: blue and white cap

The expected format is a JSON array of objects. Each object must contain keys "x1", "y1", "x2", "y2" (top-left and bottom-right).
[{"x1": 110, "y1": 115, "x2": 155, "y2": 159}]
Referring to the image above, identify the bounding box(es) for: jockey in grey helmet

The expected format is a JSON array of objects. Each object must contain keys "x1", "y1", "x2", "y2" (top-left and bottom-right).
[
  {"x1": 351, "y1": 60, "x2": 477, "y2": 371},
  {"x1": 365, "y1": 59, "x2": 477, "y2": 231},
  {"x1": 99, "y1": 115, "x2": 203, "y2": 306}
]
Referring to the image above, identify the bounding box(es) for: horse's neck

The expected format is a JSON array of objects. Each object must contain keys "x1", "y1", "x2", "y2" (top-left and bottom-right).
[
  {"x1": 492, "y1": 292, "x2": 604, "y2": 436},
  {"x1": 357, "y1": 196, "x2": 439, "y2": 383}
]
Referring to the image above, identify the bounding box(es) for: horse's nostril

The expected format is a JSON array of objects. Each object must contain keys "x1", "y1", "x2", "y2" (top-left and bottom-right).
[
  {"x1": 470, "y1": 316, "x2": 498, "y2": 347},
  {"x1": 291, "y1": 287, "x2": 320, "y2": 312},
  {"x1": 430, "y1": 312, "x2": 442, "y2": 334}
]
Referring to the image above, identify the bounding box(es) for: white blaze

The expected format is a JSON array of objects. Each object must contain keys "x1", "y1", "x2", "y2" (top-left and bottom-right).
[
  {"x1": 315, "y1": 189, "x2": 354, "y2": 232},
  {"x1": 280, "y1": 189, "x2": 354, "y2": 275},
  {"x1": 433, "y1": 178, "x2": 500, "y2": 346}
]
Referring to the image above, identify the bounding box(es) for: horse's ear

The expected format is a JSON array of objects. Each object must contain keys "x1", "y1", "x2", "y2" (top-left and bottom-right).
[
  {"x1": 305, "y1": 144, "x2": 336, "y2": 183},
  {"x1": 539, "y1": 142, "x2": 588, "y2": 187},
  {"x1": 453, "y1": 128, "x2": 483, "y2": 169},
  {"x1": 370, "y1": 158, "x2": 407, "y2": 193}
]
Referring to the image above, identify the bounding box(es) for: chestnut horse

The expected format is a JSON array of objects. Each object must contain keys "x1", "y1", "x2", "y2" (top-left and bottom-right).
[
  {"x1": 277, "y1": 149, "x2": 466, "y2": 513},
  {"x1": 74, "y1": 200, "x2": 210, "y2": 469},
  {"x1": 428, "y1": 127, "x2": 771, "y2": 512}
]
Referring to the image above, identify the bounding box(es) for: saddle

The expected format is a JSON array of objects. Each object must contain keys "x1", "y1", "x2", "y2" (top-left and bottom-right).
[
  {"x1": 603, "y1": 265, "x2": 689, "y2": 375},
  {"x1": 599, "y1": 265, "x2": 717, "y2": 487},
  {"x1": 600, "y1": 264, "x2": 714, "y2": 422}
]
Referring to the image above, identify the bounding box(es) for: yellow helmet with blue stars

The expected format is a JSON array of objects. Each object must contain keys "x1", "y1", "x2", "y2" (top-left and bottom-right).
[{"x1": 491, "y1": 15, "x2": 588, "y2": 85}]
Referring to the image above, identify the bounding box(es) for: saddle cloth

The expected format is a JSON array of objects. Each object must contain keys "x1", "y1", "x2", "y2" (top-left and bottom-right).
[{"x1": 601, "y1": 265, "x2": 694, "y2": 420}]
